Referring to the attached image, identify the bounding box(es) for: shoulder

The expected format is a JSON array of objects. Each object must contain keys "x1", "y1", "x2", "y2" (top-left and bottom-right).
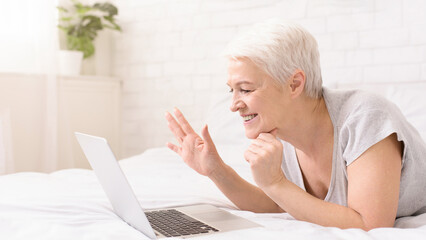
[
  {"x1": 324, "y1": 88, "x2": 404, "y2": 165},
  {"x1": 323, "y1": 87, "x2": 397, "y2": 126}
]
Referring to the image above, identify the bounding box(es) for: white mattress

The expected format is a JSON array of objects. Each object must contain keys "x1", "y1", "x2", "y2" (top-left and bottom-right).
[{"x1": 1, "y1": 146, "x2": 426, "y2": 240}]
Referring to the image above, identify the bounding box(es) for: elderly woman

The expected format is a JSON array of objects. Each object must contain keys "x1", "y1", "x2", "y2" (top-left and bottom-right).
[{"x1": 164, "y1": 20, "x2": 426, "y2": 230}]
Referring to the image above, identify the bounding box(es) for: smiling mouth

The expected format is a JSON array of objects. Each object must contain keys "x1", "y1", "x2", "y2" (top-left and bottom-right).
[{"x1": 242, "y1": 114, "x2": 258, "y2": 122}]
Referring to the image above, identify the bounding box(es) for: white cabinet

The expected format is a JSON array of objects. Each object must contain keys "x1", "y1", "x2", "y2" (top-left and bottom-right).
[
  {"x1": 0, "y1": 73, "x2": 121, "y2": 173},
  {"x1": 58, "y1": 75, "x2": 121, "y2": 170}
]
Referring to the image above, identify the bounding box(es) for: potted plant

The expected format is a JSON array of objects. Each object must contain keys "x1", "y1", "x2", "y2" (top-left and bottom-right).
[{"x1": 57, "y1": 0, "x2": 121, "y2": 75}]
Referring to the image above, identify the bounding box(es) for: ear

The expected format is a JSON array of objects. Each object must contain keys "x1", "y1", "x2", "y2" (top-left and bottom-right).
[{"x1": 289, "y1": 70, "x2": 306, "y2": 99}]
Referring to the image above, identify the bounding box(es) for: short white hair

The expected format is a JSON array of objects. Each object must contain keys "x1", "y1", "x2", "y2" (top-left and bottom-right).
[{"x1": 224, "y1": 19, "x2": 323, "y2": 99}]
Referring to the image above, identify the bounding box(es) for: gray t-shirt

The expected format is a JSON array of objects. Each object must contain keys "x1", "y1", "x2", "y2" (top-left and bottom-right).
[{"x1": 281, "y1": 87, "x2": 426, "y2": 218}]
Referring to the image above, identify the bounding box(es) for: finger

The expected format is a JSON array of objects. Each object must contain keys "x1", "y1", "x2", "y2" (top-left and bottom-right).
[
  {"x1": 247, "y1": 144, "x2": 264, "y2": 155},
  {"x1": 257, "y1": 132, "x2": 278, "y2": 143},
  {"x1": 201, "y1": 124, "x2": 215, "y2": 150},
  {"x1": 244, "y1": 149, "x2": 258, "y2": 163},
  {"x1": 244, "y1": 150, "x2": 253, "y2": 163},
  {"x1": 174, "y1": 108, "x2": 196, "y2": 135},
  {"x1": 166, "y1": 142, "x2": 181, "y2": 155},
  {"x1": 165, "y1": 112, "x2": 186, "y2": 143},
  {"x1": 167, "y1": 123, "x2": 184, "y2": 144},
  {"x1": 251, "y1": 139, "x2": 268, "y2": 148},
  {"x1": 253, "y1": 136, "x2": 281, "y2": 153}
]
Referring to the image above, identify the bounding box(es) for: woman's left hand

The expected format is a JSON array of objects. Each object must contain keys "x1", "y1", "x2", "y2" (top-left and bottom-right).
[{"x1": 244, "y1": 129, "x2": 287, "y2": 189}]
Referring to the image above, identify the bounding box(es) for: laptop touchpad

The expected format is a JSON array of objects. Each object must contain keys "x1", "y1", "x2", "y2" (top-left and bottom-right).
[{"x1": 193, "y1": 211, "x2": 238, "y2": 222}]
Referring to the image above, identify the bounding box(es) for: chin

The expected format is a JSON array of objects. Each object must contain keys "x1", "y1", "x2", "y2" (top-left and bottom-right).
[{"x1": 244, "y1": 131, "x2": 259, "y2": 139}]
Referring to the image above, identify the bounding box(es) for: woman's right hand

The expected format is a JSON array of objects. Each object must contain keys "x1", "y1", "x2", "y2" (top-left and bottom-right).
[{"x1": 165, "y1": 108, "x2": 224, "y2": 177}]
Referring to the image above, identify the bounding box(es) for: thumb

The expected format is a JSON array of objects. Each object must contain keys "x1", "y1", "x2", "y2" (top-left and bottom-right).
[{"x1": 201, "y1": 124, "x2": 215, "y2": 148}]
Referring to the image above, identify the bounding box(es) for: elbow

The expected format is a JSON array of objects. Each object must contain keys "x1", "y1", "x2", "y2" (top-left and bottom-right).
[
  {"x1": 350, "y1": 209, "x2": 396, "y2": 231},
  {"x1": 339, "y1": 222, "x2": 393, "y2": 231},
  {"x1": 360, "y1": 225, "x2": 375, "y2": 232},
  {"x1": 361, "y1": 223, "x2": 394, "y2": 232},
  {"x1": 341, "y1": 212, "x2": 396, "y2": 231},
  {"x1": 359, "y1": 219, "x2": 396, "y2": 231}
]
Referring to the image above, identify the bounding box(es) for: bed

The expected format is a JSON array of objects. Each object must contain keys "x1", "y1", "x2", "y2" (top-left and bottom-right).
[{"x1": 1, "y1": 82, "x2": 426, "y2": 239}]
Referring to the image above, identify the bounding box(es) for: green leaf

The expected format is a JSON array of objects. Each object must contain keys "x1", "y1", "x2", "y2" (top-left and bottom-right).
[
  {"x1": 93, "y1": 3, "x2": 118, "y2": 16},
  {"x1": 57, "y1": 25, "x2": 70, "y2": 32},
  {"x1": 81, "y1": 15, "x2": 103, "y2": 39},
  {"x1": 76, "y1": 6, "x2": 91, "y2": 15},
  {"x1": 103, "y1": 16, "x2": 122, "y2": 31},
  {"x1": 57, "y1": 6, "x2": 68, "y2": 13},
  {"x1": 73, "y1": 0, "x2": 92, "y2": 15},
  {"x1": 60, "y1": 17, "x2": 73, "y2": 22},
  {"x1": 67, "y1": 35, "x2": 95, "y2": 59}
]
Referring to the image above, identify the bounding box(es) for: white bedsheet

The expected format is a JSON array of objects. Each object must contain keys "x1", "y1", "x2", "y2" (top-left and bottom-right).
[{"x1": 1, "y1": 147, "x2": 426, "y2": 240}]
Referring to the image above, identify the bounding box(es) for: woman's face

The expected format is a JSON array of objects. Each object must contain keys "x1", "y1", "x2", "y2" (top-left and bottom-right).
[{"x1": 227, "y1": 57, "x2": 291, "y2": 139}]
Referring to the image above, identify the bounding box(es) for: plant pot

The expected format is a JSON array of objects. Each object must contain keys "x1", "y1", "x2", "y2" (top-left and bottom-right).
[{"x1": 58, "y1": 50, "x2": 83, "y2": 76}]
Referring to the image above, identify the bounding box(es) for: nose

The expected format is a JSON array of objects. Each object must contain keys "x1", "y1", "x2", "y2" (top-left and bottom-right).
[{"x1": 230, "y1": 95, "x2": 245, "y2": 112}]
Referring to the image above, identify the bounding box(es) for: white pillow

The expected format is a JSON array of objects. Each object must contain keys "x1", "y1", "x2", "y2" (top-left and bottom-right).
[
  {"x1": 204, "y1": 93, "x2": 251, "y2": 164},
  {"x1": 205, "y1": 92, "x2": 251, "y2": 146}
]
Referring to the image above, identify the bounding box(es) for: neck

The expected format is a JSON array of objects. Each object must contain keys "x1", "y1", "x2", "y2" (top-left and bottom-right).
[{"x1": 278, "y1": 96, "x2": 334, "y2": 160}]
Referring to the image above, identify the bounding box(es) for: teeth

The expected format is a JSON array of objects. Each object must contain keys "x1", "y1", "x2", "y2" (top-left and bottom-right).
[{"x1": 243, "y1": 114, "x2": 257, "y2": 121}]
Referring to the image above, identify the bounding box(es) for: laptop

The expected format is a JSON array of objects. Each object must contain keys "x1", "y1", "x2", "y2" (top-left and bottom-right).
[{"x1": 75, "y1": 132, "x2": 261, "y2": 239}]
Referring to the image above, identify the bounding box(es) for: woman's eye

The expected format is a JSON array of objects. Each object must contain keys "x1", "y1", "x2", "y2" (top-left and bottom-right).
[{"x1": 228, "y1": 88, "x2": 251, "y2": 94}]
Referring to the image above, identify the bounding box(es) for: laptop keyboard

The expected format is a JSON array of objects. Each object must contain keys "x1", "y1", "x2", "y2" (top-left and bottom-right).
[{"x1": 145, "y1": 209, "x2": 219, "y2": 237}]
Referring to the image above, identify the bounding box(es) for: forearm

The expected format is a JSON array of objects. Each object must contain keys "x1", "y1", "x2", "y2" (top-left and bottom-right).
[
  {"x1": 209, "y1": 163, "x2": 284, "y2": 213},
  {"x1": 264, "y1": 180, "x2": 374, "y2": 230}
]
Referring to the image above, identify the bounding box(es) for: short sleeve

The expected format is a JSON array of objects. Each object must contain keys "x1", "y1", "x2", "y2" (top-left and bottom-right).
[{"x1": 340, "y1": 109, "x2": 399, "y2": 166}]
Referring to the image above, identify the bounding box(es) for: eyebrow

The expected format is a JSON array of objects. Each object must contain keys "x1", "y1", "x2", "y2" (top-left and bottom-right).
[{"x1": 226, "y1": 80, "x2": 253, "y2": 87}]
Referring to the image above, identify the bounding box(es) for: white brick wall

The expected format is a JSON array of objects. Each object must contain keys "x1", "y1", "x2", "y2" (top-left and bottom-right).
[{"x1": 111, "y1": 0, "x2": 426, "y2": 157}]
